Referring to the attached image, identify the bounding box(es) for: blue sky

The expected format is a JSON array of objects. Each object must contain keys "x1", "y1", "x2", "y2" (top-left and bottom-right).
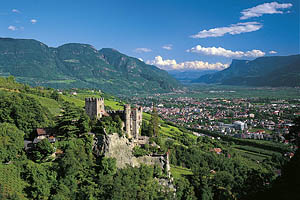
[{"x1": 1, "y1": 0, "x2": 299, "y2": 71}]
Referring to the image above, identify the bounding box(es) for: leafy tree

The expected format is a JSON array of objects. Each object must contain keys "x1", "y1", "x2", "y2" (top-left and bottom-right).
[
  {"x1": 111, "y1": 165, "x2": 171, "y2": 199},
  {"x1": 132, "y1": 146, "x2": 149, "y2": 157},
  {"x1": 22, "y1": 161, "x2": 57, "y2": 200},
  {"x1": 53, "y1": 138, "x2": 94, "y2": 199},
  {"x1": 56, "y1": 102, "x2": 90, "y2": 138},
  {"x1": 6, "y1": 76, "x2": 16, "y2": 84},
  {"x1": 100, "y1": 157, "x2": 117, "y2": 175},
  {"x1": 0, "y1": 93, "x2": 52, "y2": 138},
  {"x1": 91, "y1": 116, "x2": 122, "y2": 136},
  {"x1": 174, "y1": 177, "x2": 196, "y2": 200},
  {"x1": 0, "y1": 123, "x2": 24, "y2": 163},
  {"x1": 141, "y1": 120, "x2": 149, "y2": 136},
  {"x1": 29, "y1": 139, "x2": 55, "y2": 162},
  {"x1": 56, "y1": 103, "x2": 81, "y2": 137},
  {"x1": 153, "y1": 164, "x2": 163, "y2": 178},
  {"x1": 113, "y1": 115, "x2": 123, "y2": 133},
  {"x1": 50, "y1": 90, "x2": 62, "y2": 101},
  {"x1": 77, "y1": 111, "x2": 91, "y2": 134}
]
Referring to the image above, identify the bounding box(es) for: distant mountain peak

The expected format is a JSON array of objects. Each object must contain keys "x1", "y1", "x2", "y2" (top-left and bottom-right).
[
  {"x1": 101, "y1": 48, "x2": 120, "y2": 52},
  {"x1": 193, "y1": 54, "x2": 300, "y2": 87}
]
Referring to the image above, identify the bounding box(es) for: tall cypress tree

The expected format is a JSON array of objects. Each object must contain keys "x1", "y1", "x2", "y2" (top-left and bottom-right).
[
  {"x1": 56, "y1": 102, "x2": 90, "y2": 138},
  {"x1": 149, "y1": 106, "x2": 159, "y2": 137}
]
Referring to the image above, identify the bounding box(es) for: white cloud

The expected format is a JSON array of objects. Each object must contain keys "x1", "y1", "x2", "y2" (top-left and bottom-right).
[
  {"x1": 134, "y1": 48, "x2": 152, "y2": 53},
  {"x1": 241, "y1": 2, "x2": 293, "y2": 20},
  {"x1": 269, "y1": 50, "x2": 277, "y2": 54},
  {"x1": 162, "y1": 44, "x2": 172, "y2": 50},
  {"x1": 12, "y1": 9, "x2": 20, "y2": 13},
  {"x1": 30, "y1": 19, "x2": 37, "y2": 24},
  {"x1": 8, "y1": 25, "x2": 17, "y2": 31},
  {"x1": 146, "y1": 56, "x2": 229, "y2": 71},
  {"x1": 191, "y1": 22, "x2": 262, "y2": 38},
  {"x1": 187, "y1": 45, "x2": 265, "y2": 58}
]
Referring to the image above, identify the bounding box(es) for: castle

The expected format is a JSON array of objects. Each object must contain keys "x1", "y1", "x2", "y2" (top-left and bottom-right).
[
  {"x1": 85, "y1": 98, "x2": 173, "y2": 185},
  {"x1": 85, "y1": 97, "x2": 143, "y2": 139}
]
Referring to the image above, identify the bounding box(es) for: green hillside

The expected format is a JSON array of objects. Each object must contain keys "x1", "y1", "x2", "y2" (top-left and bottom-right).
[{"x1": 0, "y1": 37, "x2": 181, "y2": 95}]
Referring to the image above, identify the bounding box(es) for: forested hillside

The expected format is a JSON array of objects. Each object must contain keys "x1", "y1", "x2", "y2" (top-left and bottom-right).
[{"x1": 0, "y1": 38, "x2": 180, "y2": 95}]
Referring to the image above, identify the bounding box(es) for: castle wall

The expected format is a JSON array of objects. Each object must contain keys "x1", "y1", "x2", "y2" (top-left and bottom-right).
[
  {"x1": 85, "y1": 98, "x2": 143, "y2": 139},
  {"x1": 132, "y1": 107, "x2": 143, "y2": 139},
  {"x1": 97, "y1": 133, "x2": 166, "y2": 169},
  {"x1": 106, "y1": 110, "x2": 125, "y2": 121}
]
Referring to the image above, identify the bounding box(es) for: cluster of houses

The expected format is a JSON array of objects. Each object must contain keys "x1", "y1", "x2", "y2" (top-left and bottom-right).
[{"x1": 130, "y1": 96, "x2": 299, "y2": 142}]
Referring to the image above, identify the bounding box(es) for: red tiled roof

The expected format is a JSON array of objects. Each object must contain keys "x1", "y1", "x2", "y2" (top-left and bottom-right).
[
  {"x1": 213, "y1": 148, "x2": 222, "y2": 153},
  {"x1": 103, "y1": 111, "x2": 110, "y2": 117},
  {"x1": 36, "y1": 128, "x2": 47, "y2": 135}
]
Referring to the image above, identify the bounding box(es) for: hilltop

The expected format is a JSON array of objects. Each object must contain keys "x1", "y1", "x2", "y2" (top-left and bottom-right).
[{"x1": 0, "y1": 38, "x2": 180, "y2": 95}]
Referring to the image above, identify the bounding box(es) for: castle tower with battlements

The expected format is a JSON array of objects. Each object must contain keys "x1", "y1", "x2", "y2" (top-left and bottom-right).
[
  {"x1": 132, "y1": 106, "x2": 143, "y2": 139},
  {"x1": 85, "y1": 97, "x2": 142, "y2": 139},
  {"x1": 124, "y1": 104, "x2": 132, "y2": 138},
  {"x1": 85, "y1": 97, "x2": 105, "y2": 119},
  {"x1": 123, "y1": 104, "x2": 143, "y2": 139}
]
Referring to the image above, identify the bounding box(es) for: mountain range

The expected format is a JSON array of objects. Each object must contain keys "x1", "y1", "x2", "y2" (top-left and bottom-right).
[
  {"x1": 0, "y1": 38, "x2": 180, "y2": 95},
  {"x1": 167, "y1": 70, "x2": 218, "y2": 83},
  {"x1": 192, "y1": 54, "x2": 300, "y2": 87}
]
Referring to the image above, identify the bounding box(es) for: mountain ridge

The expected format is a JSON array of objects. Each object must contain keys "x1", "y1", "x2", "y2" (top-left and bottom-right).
[
  {"x1": 192, "y1": 54, "x2": 300, "y2": 87},
  {"x1": 0, "y1": 37, "x2": 180, "y2": 95}
]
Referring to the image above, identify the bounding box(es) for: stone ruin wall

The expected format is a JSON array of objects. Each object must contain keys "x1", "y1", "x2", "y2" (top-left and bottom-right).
[
  {"x1": 97, "y1": 133, "x2": 170, "y2": 171},
  {"x1": 85, "y1": 97, "x2": 143, "y2": 139}
]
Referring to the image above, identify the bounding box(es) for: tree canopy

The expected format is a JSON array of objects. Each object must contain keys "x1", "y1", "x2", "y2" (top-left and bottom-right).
[
  {"x1": 0, "y1": 123, "x2": 24, "y2": 163},
  {"x1": 0, "y1": 93, "x2": 52, "y2": 138}
]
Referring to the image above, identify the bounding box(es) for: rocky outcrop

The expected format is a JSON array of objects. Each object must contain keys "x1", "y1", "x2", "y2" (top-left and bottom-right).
[
  {"x1": 97, "y1": 133, "x2": 166, "y2": 169},
  {"x1": 96, "y1": 132, "x2": 175, "y2": 193}
]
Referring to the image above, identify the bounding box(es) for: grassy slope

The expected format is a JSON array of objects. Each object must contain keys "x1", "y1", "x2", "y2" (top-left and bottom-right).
[
  {"x1": 170, "y1": 165, "x2": 193, "y2": 179},
  {"x1": 232, "y1": 144, "x2": 282, "y2": 162},
  {"x1": 143, "y1": 112, "x2": 198, "y2": 176},
  {"x1": 26, "y1": 94, "x2": 61, "y2": 116},
  {"x1": 0, "y1": 77, "x2": 123, "y2": 116},
  {"x1": 233, "y1": 148, "x2": 270, "y2": 162},
  {"x1": 143, "y1": 113, "x2": 196, "y2": 139},
  {"x1": 62, "y1": 93, "x2": 123, "y2": 110},
  {"x1": 0, "y1": 164, "x2": 28, "y2": 199}
]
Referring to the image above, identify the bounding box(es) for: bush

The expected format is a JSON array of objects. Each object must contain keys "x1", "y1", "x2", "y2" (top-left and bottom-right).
[{"x1": 133, "y1": 146, "x2": 149, "y2": 157}]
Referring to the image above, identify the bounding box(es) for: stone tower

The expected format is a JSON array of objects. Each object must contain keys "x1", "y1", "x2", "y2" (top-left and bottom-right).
[
  {"x1": 85, "y1": 97, "x2": 105, "y2": 119},
  {"x1": 132, "y1": 106, "x2": 143, "y2": 139},
  {"x1": 124, "y1": 104, "x2": 132, "y2": 138}
]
